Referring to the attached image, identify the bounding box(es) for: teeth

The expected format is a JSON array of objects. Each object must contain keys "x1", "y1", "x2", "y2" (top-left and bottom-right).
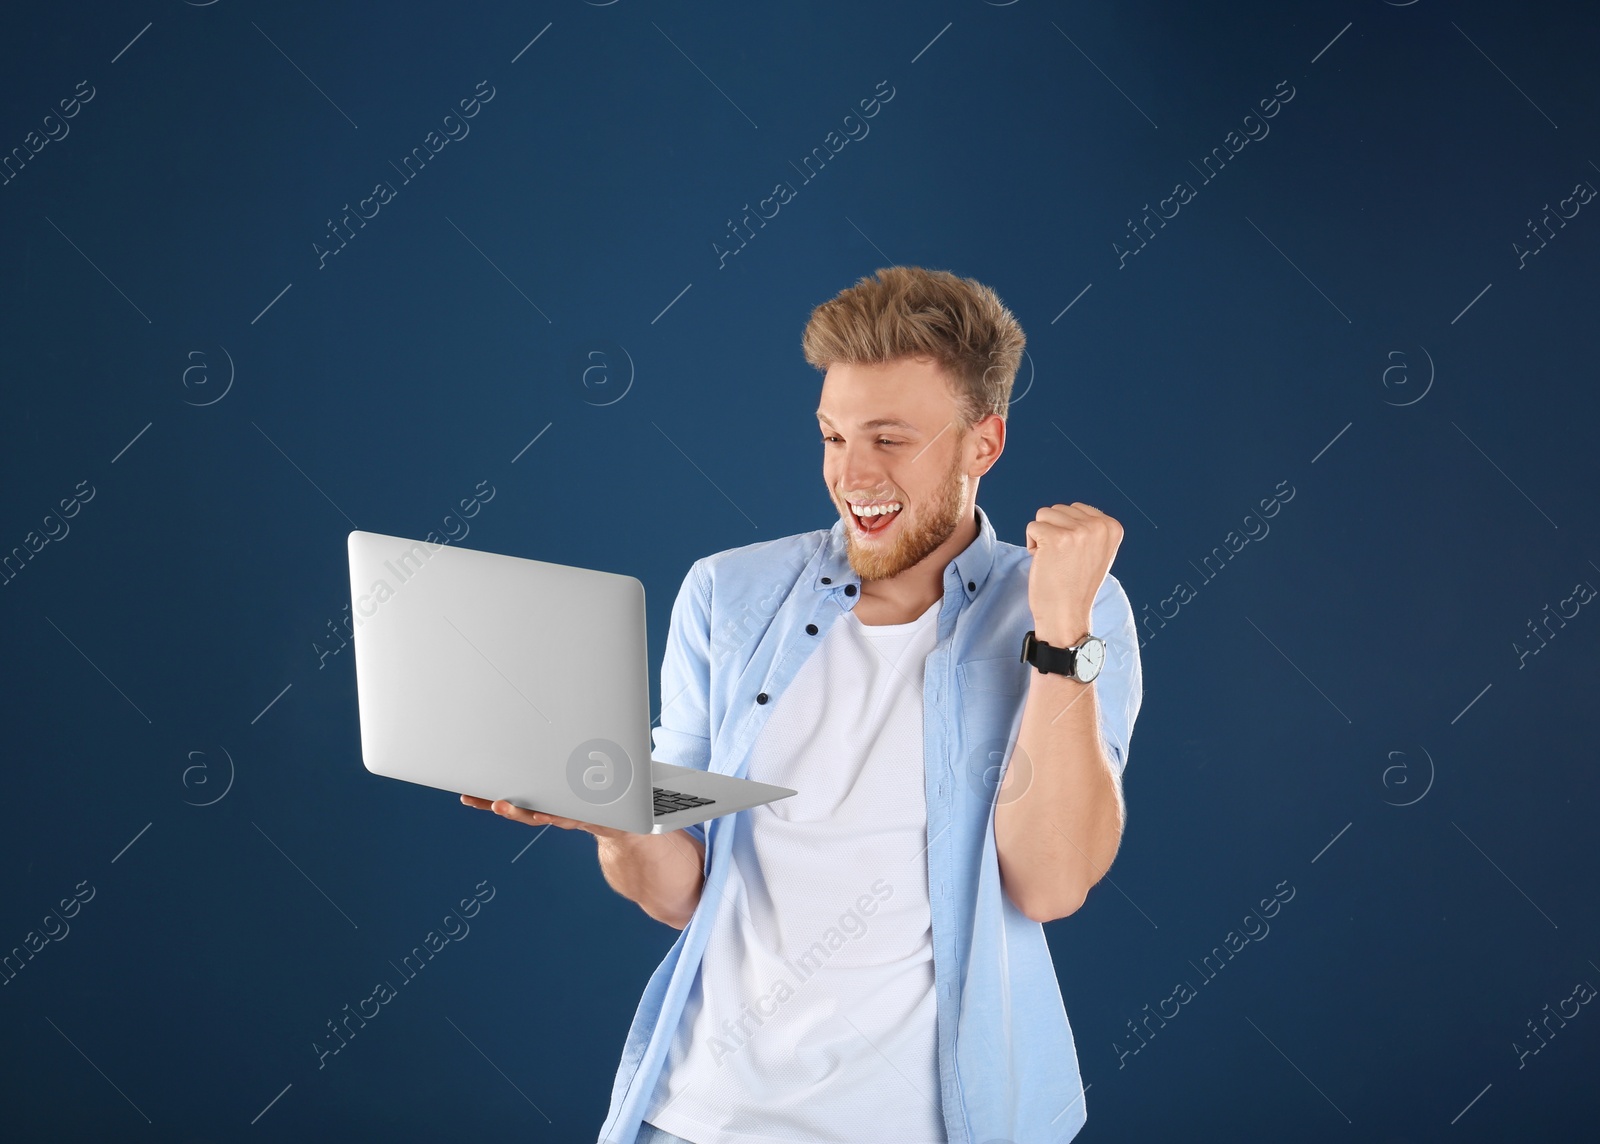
[{"x1": 851, "y1": 502, "x2": 902, "y2": 517}]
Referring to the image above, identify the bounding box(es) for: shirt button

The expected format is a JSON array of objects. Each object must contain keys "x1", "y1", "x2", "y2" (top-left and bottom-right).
[
  {"x1": 844, "y1": 584, "x2": 856, "y2": 596},
  {"x1": 968, "y1": 580, "x2": 976, "y2": 592},
  {"x1": 805, "y1": 623, "x2": 818, "y2": 635},
  {"x1": 820, "y1": 576, "x2": 832, "y2": 584},
  {"x1": 756, "y1": 692, "x2": 769, "y2": 704}
]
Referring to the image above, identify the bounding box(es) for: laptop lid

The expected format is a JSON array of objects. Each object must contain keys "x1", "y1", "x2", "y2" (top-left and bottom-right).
[{"x1": 347, "y1": 530, "x2": 656, "y2": 832}]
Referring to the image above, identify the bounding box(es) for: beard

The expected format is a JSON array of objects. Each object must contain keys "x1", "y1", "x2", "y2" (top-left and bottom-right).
[{"x1": 839, "y1": 439, "x2": 970, "y2": 583}]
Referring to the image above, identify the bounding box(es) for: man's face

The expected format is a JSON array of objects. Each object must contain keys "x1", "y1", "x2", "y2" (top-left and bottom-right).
[{"x1": 816, "y1": 357, "x2": 993, "y2": 582}]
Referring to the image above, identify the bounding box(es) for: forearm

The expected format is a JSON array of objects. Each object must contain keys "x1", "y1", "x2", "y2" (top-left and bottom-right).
[
  {"x1": 995, "y1": 665, "x2": 1125, "y2": 922},
  {"x1": 595, "y1": 829, "x2": 706, "y2": 929}
]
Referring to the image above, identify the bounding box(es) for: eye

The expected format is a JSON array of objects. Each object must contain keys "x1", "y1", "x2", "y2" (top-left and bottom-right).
[{"x1": 820, "y1": 434, "x2": 902, "y2": 446}]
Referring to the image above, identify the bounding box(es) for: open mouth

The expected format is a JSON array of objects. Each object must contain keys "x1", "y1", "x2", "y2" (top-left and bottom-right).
[{"x1": 850, "y1": 502, "x2": 903, "y2": 536}]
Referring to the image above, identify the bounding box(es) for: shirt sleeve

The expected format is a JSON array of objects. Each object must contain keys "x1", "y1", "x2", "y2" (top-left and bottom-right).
[
  {"x1": 653, "y1": 559, "x2": 714, "y2": 847},
  {"x1": 1091, "y1": 572, "x2": 1143, "y2": 778}
]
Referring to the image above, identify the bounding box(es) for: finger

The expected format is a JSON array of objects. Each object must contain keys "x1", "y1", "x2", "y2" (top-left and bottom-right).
[
  {"x1": 1025, "y1": 518, "x2": 1066, "y2": 548},
  {"x1": 1036, "y1": 503, "x2": 1095, "y2": 528},
  {"x1": 491, "y1": 800, "x2": 583, "y2": 830},
  {"x1": 459, "y1": 794, "x2": 494, "y2": 809},
  {"x1": 491, "y1": 799, "x2": 543, "y2": 822},
  {"x1": 1041, "y1": 507, "x2": 1124, "y2": 541},
  {"x1": 504, "y1": 803, "x2": 625, "y2": 839}
]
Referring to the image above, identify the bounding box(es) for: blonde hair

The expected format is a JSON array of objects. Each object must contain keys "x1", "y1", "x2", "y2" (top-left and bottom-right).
[{"x1": 801, "y1": 265, "x2": 1026, "y2": 429}]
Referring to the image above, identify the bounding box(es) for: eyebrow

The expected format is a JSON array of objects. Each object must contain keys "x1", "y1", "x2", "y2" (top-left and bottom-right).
[{"x1": 815, "y1": 413, "x2": 920, "y2": 432}]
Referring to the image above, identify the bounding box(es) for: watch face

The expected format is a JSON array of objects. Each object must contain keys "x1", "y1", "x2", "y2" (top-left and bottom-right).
[{"x1": 1076, "y1": 637, "x2": 1106, "y2": 682}]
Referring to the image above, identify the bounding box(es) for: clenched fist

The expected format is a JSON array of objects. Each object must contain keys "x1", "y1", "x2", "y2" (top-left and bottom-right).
[{"x1": 1023, "y1": 502, "x2": 1124, "y2": 645}]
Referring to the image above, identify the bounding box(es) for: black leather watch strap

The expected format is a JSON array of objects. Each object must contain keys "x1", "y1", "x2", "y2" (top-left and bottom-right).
[{"x1": 1021, "y1": 630, "x2": 1078, "y2": 676}]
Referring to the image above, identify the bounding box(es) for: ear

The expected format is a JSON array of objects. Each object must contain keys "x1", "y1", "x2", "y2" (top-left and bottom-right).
[{"x1": 969, "y1": 412, "x2": 1005, "y2": 476}]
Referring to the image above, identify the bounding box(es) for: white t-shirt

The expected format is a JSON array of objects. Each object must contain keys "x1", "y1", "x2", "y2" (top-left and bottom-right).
[{"x1": 644, "y1": 598, "x2": 946, "y2": 1144}]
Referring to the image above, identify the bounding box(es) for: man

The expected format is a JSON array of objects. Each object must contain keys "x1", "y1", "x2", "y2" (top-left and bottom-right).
[{"x1": 462, "y1": 266, "x2": 1143, "y2": 1143}]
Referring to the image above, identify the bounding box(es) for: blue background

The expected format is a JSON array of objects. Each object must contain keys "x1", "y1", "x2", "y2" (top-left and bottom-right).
[{"x1": 2, "y1": 0, "x2": 1596, "y2": 1140}]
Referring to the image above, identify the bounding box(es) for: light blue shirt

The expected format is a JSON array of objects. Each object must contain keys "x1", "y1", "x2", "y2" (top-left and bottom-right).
[{"x1": 598, "y1": 503, "x2": 1143, "y2": 1144}]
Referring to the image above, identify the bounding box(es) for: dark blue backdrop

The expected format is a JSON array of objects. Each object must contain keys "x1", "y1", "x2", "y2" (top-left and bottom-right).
[{"x1": 2, "y1": 1, "x2": 1596, "y2": 1140}]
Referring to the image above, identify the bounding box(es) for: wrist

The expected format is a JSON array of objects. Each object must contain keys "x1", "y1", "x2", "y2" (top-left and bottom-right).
[
  {"x1": 593, "y1": 826, "x2": 640, "y2": 852},
  {"x1": 1032, "y1": 621, "x2": 1092, "y2": 647}
]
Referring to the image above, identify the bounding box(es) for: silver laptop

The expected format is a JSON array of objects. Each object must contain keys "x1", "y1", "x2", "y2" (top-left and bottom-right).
[{"x1": 346, "y1": 530, "x2": 795, "y2": 833}]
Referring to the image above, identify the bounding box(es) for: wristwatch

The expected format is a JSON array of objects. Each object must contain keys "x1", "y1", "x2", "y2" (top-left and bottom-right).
[{"x1": 1020, "y1": 630, "x2": 1106, "y2": 684}]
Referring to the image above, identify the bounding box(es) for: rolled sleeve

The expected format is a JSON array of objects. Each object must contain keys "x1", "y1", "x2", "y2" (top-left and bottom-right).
[
  {"x1": 1091, "y1": 573, "x2": 1143, "y2": 778},
  {"x1": 653, "y1": 559, "x2": 715, "y2": 845}
]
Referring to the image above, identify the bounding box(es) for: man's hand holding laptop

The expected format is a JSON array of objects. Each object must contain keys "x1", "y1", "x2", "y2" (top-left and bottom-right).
[
  {"x1": 457, "y1": 794, "x2": 707, "y2": 930},
  {"x1": 458, "y1": 793, "x2": 624, "y2": 838}
]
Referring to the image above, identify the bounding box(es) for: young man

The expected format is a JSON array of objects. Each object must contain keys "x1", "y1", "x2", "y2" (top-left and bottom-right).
[{"x1": 462, "y1": 266, "x2": 1143, "y2": 1143}]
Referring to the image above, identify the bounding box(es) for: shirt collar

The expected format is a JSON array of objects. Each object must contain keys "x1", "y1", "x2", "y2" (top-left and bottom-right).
[{"x1": 813, "y1": 502, "x2": 999, "y2": 602}]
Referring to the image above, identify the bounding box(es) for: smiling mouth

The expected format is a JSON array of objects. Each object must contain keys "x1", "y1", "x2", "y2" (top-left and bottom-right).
[{"x1": 849, "y1": 502, "x2": 903, "y2": 536}]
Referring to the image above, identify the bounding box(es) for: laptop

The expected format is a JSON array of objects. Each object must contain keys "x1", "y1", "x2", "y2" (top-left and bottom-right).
[{"x1": 346, "y1": 530, "x2": 796, "y2": 833}]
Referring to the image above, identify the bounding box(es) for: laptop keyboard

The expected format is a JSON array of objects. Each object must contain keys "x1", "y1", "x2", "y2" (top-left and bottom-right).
[{"x1": 653, "y1": 786, "x2": 716, "y2": 817}]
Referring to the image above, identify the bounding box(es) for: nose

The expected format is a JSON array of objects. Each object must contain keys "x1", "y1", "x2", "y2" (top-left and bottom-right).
[{"x1": 837, "y1": 445, "x2": 892, "y2": 500}]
